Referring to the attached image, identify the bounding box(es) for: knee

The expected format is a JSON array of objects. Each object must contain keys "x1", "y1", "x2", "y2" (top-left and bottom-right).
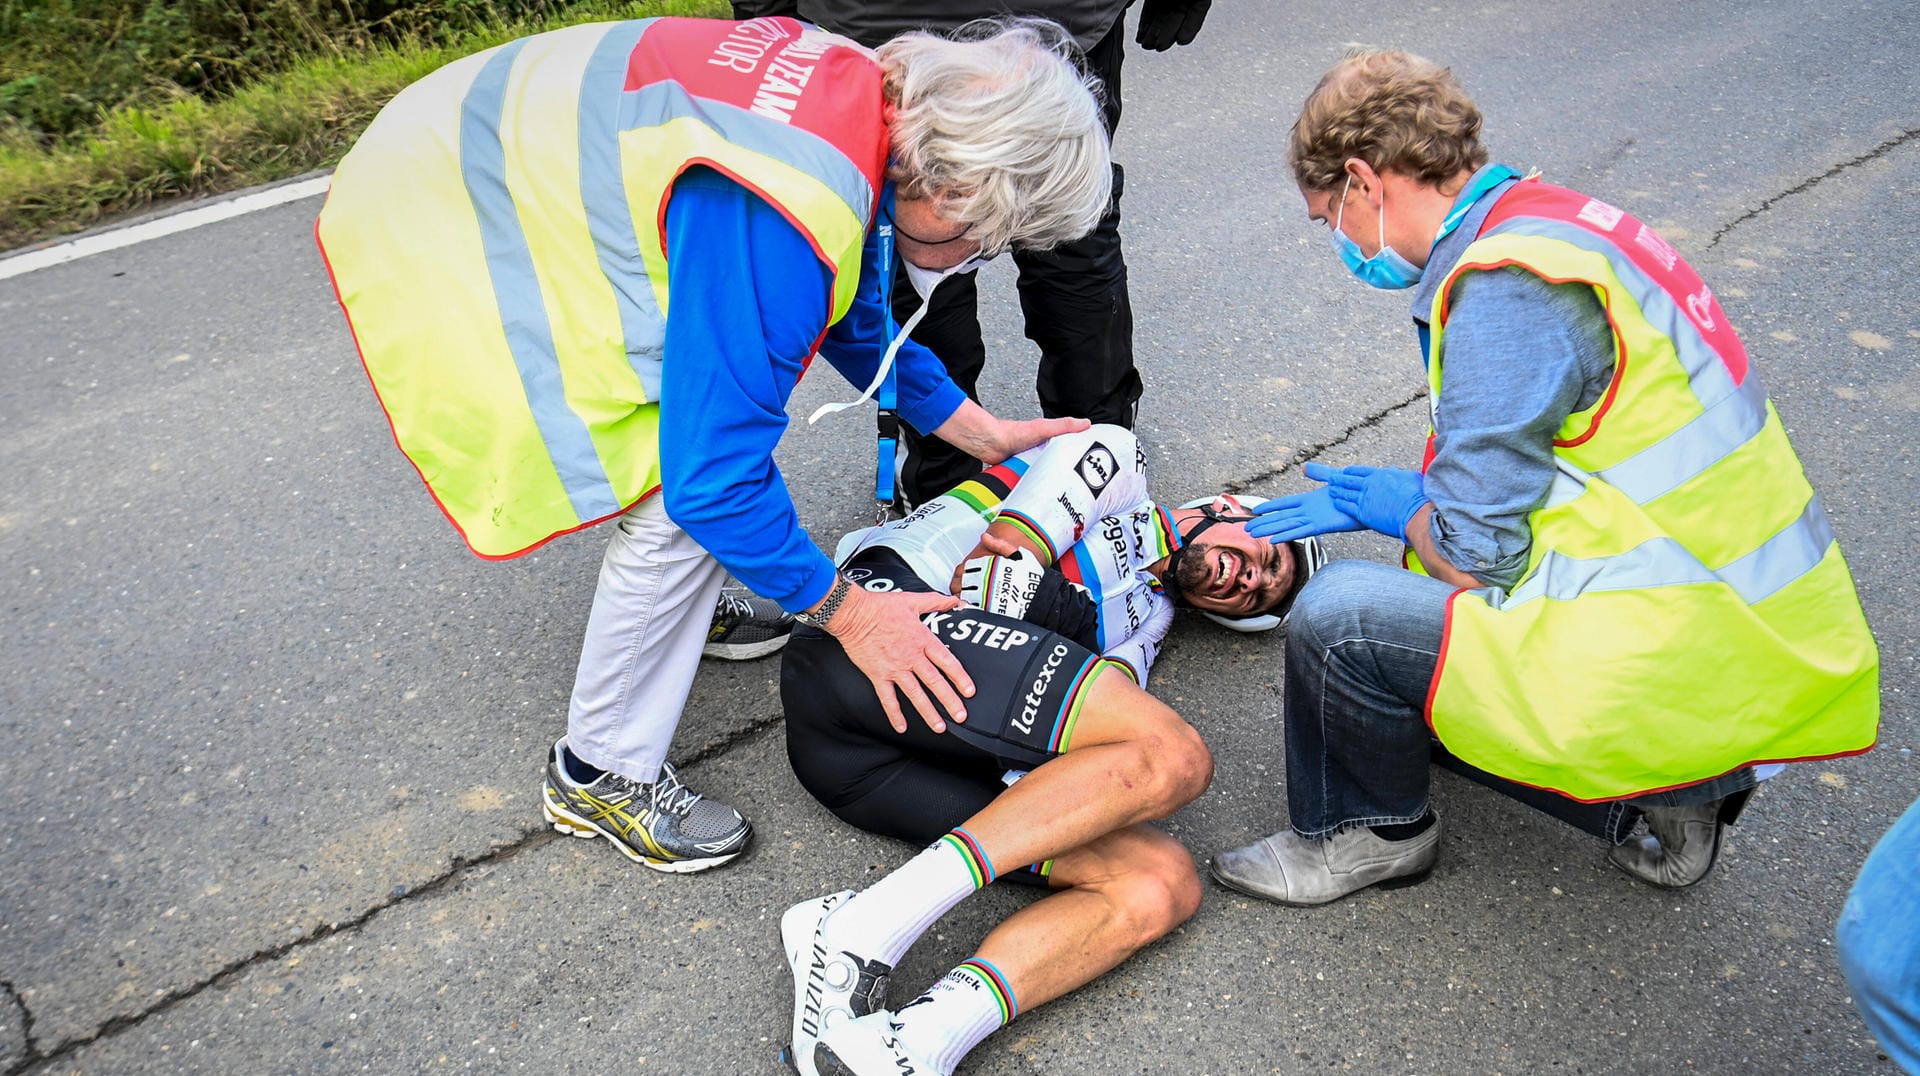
[
  {"x1": 1129, "y1": 717, "x2": 1212, "y2": 814},
  {"x1": 782, "y1": 723, "x2": 834, "y2": 807},
  {"x1": 1106, "y1": 830, "x2": 1203, "y2": 944},
  {"x1": 1086, "y1": 423, "x2": 1135, "y2": 455},
  {"x1": 1836, "y1": 885, "x2": 1916, "y2": 1014},
  {"x1": 1288, "y1": 559, "x2": 1378, "y2": 639}
]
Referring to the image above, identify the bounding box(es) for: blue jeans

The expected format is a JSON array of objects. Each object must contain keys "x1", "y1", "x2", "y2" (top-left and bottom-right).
[
  {"x1": 1282, "y1": 560, "x2": 1752, "y2": 839},
  {"x1": 1837, "y1": 795, "x2": 1920, "y2": 1071}
]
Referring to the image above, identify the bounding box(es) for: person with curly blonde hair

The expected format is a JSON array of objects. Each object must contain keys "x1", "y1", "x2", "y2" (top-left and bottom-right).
[{"x1": 1210, "y1": 50, "x2": 1878, "y2": 907}]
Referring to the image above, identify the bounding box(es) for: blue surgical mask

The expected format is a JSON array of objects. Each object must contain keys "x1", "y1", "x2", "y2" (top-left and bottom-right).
[
  {"x1": 1330, "y1": 165, "x2": 1523, "y2": 290},
  {"x1": 1329, "y1": 175, "x2": 1423, "y2": 290}
]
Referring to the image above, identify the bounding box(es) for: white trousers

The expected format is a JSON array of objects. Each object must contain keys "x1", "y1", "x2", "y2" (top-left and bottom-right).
[{"x1": 566, "y1": 496, "x2": 728, "y2": 783}]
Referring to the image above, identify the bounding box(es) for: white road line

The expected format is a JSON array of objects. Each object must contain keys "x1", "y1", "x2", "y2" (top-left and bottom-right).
[{"x1": 0, "y1": 175, "x2": 332, "y2": 282}]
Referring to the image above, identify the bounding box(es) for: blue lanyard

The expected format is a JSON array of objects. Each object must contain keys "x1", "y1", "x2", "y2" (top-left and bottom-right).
[
  {"x1": 1417, "y1": 164, "x2": 1522, "y2": 368},
  {"x1": 873, "y1": 183, "x2": 901, "y2": 521},
  {"x1": 1433, "y1": 164, "x2": 1520, "y2": 246}
]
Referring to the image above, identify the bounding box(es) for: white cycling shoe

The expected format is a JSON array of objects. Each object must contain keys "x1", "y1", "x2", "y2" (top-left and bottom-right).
[
  {"x1": 783, "y1": 891, "x2": 893, "y2": 1076},
  {"x1": 813, "y1": 1011, "x2": 944, "y2": 1076}
]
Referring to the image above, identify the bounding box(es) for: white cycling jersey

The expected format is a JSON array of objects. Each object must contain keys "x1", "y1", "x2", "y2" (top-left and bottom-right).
[{"x1": 835, "y1": 425, "x2": 1180, "y2": 683}]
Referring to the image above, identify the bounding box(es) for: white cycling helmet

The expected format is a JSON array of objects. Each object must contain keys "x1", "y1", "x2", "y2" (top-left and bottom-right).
[{"x1": 1173, "y1": 496, "x2": 1326, "y2": 634}]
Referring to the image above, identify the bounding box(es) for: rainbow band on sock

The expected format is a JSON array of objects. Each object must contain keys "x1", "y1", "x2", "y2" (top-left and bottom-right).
[
  {"x1": 941, "y1": 827, "x2": 996, "y2": 888},
  {"x1": 1045, "y1": 657, "x2": 1117, "y2": 753},
  {"x1": 955, "y1": 959, "x2": 1018, "y2": 1024},
  {"x1": 1031, "y1": 859, "x2": 1054, "y2": 879}
]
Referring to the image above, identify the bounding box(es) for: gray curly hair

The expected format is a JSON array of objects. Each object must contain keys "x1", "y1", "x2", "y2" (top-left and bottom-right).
[{"x1": 877, "y1": 18, "x2": 1111, "y2": 255}]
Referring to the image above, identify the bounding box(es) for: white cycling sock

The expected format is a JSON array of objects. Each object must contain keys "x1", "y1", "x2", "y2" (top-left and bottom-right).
[
  {"x1": 826, "y1": 828, "x2": 994, "y2": 966},
  {"x1": 891, "y1": 957, "x2": 1016, "y2": 1075}
]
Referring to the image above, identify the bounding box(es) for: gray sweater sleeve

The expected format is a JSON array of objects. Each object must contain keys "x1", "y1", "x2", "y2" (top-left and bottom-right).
[{"x1": 1424, "y1": 266, "x2": 1616, "y2": 591}]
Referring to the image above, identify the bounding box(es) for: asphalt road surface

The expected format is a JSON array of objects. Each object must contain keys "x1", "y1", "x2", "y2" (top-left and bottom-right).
[{"x1": 3, "y1": 2, "x2": 1916, "y2": 1073}]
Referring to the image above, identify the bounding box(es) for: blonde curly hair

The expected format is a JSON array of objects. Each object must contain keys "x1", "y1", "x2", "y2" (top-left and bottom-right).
[
  {"x1": 877, "y1": 17, "x2": 1110, "y2": 255},
  {"x1": 1289, "y1": 49, "x2": 1488, "y2": 193}
]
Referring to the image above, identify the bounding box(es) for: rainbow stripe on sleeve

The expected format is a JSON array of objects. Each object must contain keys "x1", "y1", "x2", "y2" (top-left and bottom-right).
[
  {"x1": 993, "y1": 508, "x2": 1055, "y2": 564},
  {"x1": 1152, "y1": 505, "x2": 1183, "y2": 558},
  {"x1": 942, "y1": 457, "x2": 1027, "y2": 520}
]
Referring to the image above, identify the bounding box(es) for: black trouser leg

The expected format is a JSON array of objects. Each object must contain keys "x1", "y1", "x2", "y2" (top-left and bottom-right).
[
  {"x1": 892, "y1": 264, "x2": 988, "y2": 505},
  {"x1": 896, "y1": 17, "x2": 1138, "y2": 507},
  {"x1": 1018, "y1": 18, "x2": 1138, "y2": 429},
  {"x1": 1015, "y1": 159, "x2": 1137, "y2": 427}
]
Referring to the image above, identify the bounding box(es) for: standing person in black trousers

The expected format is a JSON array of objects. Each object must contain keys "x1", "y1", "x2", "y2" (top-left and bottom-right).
[{"x1": 731, "y1": 0, "x2": 1213, "y2": 508}]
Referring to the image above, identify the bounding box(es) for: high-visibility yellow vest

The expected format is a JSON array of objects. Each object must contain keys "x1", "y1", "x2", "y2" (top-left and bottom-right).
[
  {"x1": 316, "y1": 18, "x2": 888, "y2": 558},
  {"x1": 1412, "y1": 181, "x2": 1879, "y2": 801}
]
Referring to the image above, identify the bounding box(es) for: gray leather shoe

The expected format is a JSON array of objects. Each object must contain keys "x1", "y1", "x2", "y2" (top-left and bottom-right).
[
  {"x1": 1211, "y1": 817, "x2": 1440, "y2": 907},
  {"x1": 1607, "y1": 802, "x2": 1726, "y2": 888}
]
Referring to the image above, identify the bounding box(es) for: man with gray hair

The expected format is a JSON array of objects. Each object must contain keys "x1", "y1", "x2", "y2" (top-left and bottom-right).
[
  {"x1": 316, "y1": 16, "x2": 1111, "y2": 874},
  {"x1": 733, "y1": 0, "x2": 1214, "y2": 510}
]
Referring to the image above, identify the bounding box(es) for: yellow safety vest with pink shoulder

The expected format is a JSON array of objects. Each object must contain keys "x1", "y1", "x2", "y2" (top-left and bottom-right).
[
  {"x1": 1410, "y1": 180, "x2": 1879, "y2": 802},
  {"x1": 316, "y1": 17, "x2": 887, "y2": 558}
]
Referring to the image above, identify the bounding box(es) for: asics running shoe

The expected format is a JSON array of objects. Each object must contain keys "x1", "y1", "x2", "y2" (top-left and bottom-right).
[
  {"x1": 783, "y1": 891, "x2": 893, "y2": 1076},
  {"x1": 541, "y1": 740, "x2": 750, "y2": 872},
  {"x1": 703, "y1": 588, "x2": 795, "y2": 661},
  {"x1": 814, "y1": 1011, "x2": 941, "y2": 1076}
]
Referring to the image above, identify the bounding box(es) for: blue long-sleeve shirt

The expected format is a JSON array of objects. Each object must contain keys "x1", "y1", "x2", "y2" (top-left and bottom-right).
[
  {"x1": 1408, "y1": 169, "x2": 1617, "y2": 591},
  {"x1": 658, "y1": 167, "x2": 966, "y2": 610}
]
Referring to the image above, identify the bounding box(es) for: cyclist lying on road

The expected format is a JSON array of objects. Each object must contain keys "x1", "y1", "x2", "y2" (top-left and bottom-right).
[{"x1": 777, "y1": 424, "x2": 1320, "y2": 1076}]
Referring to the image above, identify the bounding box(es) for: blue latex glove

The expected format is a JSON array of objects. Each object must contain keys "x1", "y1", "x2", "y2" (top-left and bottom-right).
[
  {"x1": 1321, "y1": 464, "x2": 1431, "y2": 541},
  {"x1": 1246, "y1": 464, "x2": 1367, "y2": 544}
]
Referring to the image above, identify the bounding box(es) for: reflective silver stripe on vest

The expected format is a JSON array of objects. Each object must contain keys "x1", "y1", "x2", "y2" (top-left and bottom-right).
[
  {"x1": 1482, "y1": 218, "x2": 1754, "y2": 413},
  {"x1": 579, "y1": 20, "x2": 666, "y2": 400},
  {"x1": 619, "y1": 82, "x2": 876, "y2": 228},
  {"x1": 462, "y1": 40, "x2": 622, "y2": 522},
  {"x1": 1542, "y1": 466, "x2": 1586, "y2": 510},
  {"x1": 568, "y1": 30, "x2": 877, "y2": 398},
  {"x1": 1593, "y1": 375, "x2": 1771, "y2": 504},
  {"x1": 1495, "y1": 495, "x2": 1835, "y2": 611},
  {"x1": 1477, "y1": 216, "x2": 1781, "y2": 508}
]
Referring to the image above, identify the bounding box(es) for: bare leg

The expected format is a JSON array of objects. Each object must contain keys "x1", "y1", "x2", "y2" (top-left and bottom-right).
[
  {"x1": 798, "y1": 672, "x2": 1210, "y2": 1075},
  {"x1": 973, "y1": 824, "x2": 1199, "y2": 1009},
  {"x1": 948, "y1": 672, "x2": 1211, "y2": 1007}
]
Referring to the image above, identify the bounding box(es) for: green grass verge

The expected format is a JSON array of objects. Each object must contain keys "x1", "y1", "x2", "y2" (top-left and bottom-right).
[{"x1": 0, "y1": 0, "x2": 725, "y2": 253}]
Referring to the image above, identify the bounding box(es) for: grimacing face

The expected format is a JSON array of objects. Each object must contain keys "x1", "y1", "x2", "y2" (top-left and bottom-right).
[{"x1": 1173, "y1": 494, "x2": 1297, "y2": 617}]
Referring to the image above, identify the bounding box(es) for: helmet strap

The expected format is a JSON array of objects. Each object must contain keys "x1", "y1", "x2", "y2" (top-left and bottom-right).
[{"x1": 1161, "y1": 505, "x2": 1252, "y2": 608}]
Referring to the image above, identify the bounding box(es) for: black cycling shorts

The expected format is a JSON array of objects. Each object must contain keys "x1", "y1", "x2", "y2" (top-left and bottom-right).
[{"x1": 782, "y1": 548, "x2": 1120, "y2": 878}]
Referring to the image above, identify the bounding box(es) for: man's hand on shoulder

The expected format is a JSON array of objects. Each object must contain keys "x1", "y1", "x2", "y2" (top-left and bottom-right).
[{"x1": 932, "y1": 400, "x2": 1090, "y2": 466}]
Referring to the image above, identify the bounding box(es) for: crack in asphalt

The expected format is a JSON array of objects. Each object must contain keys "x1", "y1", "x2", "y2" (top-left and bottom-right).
[
  {"x1": 1221, "y1": 390, "x2": 1429, "y2": 494},
  {"x1": 1705, "y1": 126, "x2": 1920, "y2": 252},
  {"x1": 1, "y1": 980, "x2": 34, "y2": 1068},
  {"x1": 7, "y1": 712, "x2": 786, "y2": 1074},
  {"x1": 6, "y1": 831, "x2": 561, "y2": 1075}
]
